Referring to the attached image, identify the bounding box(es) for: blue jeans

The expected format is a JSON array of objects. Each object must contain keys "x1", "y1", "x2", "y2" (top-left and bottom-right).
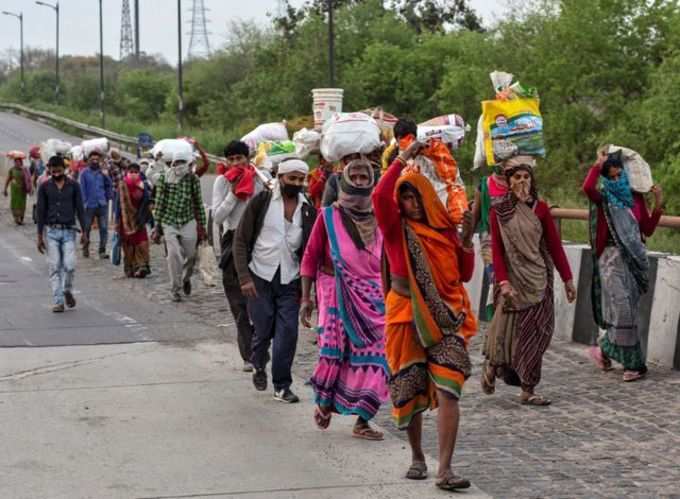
[
  {"x1": 84, "y1": 204, "x2": 108, "y2": 253},
  {"x1": 46, "y1": 227, "x2": 77, "y2": 305},
  {"x1": 248, "y1": 270, "x2": 301, "y2": 391}
]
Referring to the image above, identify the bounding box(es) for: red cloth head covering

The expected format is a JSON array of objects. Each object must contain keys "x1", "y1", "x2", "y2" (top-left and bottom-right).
[
  {"x1": 224, "y1": 163, "x2": 256, "y2": 200},
  {"x1": 29, "y1": 146, "x2": 41, "y2": 159},
  {"x1": 215, "y1": 162, "x2": 227, "y2": 176}
]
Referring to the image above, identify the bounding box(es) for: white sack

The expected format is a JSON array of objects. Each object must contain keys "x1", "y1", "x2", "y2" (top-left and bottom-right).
[{"x1": 320, "y1": 113, "x2": 381, "y2": 163}]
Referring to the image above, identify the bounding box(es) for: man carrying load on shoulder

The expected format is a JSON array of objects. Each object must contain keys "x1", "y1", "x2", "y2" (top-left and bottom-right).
[{"x1": 151, "y1": 148, "x2": 207, "y2": 302}]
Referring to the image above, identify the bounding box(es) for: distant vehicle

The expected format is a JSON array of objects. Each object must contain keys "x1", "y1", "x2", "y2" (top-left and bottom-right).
[{"x1": 136, "y1": 132, "x2": 155, "y2": 159}]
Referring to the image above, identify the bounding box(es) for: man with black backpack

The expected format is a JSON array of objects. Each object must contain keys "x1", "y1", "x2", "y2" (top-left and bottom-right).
[
  {"x1": 213, "y1": 141, "x2": 269, "y2": 373},
  {"x1": 233, "y1": 158, "x2": 316, "y2": 403}
]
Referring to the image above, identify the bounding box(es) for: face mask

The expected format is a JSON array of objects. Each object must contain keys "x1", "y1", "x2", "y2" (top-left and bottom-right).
[
  {"x1": 52, "y1": 173, "x2": 65, "y2": 180},
  {"x1": 281, "y1": 183, "x2": 303, "y2": 197}
]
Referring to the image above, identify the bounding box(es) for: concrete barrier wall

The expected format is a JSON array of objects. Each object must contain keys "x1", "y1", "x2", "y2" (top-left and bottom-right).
[{"x1": 463, "y1": 237, "x2": 680, "y2": 370}]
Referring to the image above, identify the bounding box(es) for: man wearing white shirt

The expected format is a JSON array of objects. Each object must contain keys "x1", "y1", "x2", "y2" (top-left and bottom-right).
[
  {"x1": 233, "y1": 159, "x2": 316, "y2": 403},
  {"x1": 213, "y1": 141, "x2": 268, "y2": 372}
]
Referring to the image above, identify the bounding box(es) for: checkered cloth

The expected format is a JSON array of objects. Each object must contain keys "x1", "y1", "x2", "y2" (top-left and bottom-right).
[{"x1": 153, "y1": 173, "x2": 206, "y2": 229}]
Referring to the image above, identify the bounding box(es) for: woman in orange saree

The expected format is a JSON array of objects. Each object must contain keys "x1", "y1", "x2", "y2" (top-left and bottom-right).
[{"x1": 373, "y1": 137, "x2": 477, "y2": 492}]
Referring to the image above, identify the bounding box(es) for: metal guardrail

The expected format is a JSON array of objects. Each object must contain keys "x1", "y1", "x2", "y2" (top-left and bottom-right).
[
  {"x1": 2, "y1": 101, "x2": 678, "y2": 230},
  {"x1": 551, "y1": 208, "x2": 680, "y2": 230},
  {"x1": 0, "y1": 101, "x2": 225, "y2": 166}
]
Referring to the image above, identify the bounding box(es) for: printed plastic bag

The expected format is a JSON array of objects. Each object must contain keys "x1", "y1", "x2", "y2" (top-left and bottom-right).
[
  {"x1": 321, "y1": 112, "x2": 382, "y2": 162},
  {"x1": 482, "y1": 98, "x2": 545, "y2": 166},
  {"x1": 607, "y1": 145, "x2": 653, "y2": 193},
  {"x1": 293, "y1": 128, "x2": 321, "y2": 158},
  {"x1": 242, "y1": 122, "x2": 289, "y2": 153}
]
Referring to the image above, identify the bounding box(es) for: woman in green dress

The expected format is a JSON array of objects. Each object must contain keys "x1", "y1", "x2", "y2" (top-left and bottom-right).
[{"x1": 4, "y1": 154, "x2": 29, "y2": 225}]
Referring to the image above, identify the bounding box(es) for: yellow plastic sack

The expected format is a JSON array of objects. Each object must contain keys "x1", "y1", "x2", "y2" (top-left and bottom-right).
[{"x1": 482, "y1": 98, "x2": 545, "y2": 166}]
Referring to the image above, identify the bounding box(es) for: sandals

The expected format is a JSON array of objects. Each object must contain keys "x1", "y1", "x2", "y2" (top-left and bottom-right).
[
  {"x1": 623, "y1": 370, "x2": 644, "y2": 382},
  {"x1": 436, "y1": 471, "x2": 471, "y2": 491},
  {"x1": 521, "y1": 394, "x2": 552, "y2": 406},
  {"x1": 481, "y1": 361, "x2": 496, "y2": 395},
  {"x1": 589, "y1": 346, "x2": 613, "y2": 372},
  {"x1": 314, "y1": 406, "x2": 332, "y2": 430},
  {"x1": 405, "y1": 461, "x2": 428, "y2": 480},
  {"x1": 352, "y1": 422, "x2": 384, "y2": 441}
]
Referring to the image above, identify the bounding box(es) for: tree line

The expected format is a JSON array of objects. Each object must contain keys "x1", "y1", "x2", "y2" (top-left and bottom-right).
[{"x1": 1, "y1": 0, "x2": 679, "y2": 225}]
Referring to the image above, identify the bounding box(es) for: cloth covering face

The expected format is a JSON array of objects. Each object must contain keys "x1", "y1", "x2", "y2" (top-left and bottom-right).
[
  {"x1": 335, "y1": 160, "x2": 377, "y2": 249},
  {"x1": 224, "y1": 163, "x2": 256, "y2": 200}
]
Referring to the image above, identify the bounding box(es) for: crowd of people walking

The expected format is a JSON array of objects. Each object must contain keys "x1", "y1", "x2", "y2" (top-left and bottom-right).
[{"x1": 2, "y1": 113, "x2": 666, "y2": 492}]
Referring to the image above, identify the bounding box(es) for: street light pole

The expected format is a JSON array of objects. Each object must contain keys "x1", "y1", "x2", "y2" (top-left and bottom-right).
[
  {"x1": 99, "y1": 0, "x2": 105, "y2": 128},
  {"x1": 177, "y1": 0, "x2": 184, "y2": 132},
  {"x1": 35, "y1": 1, "x2": 60, "y2": 101},
  {"x1": 328, "y1": 0, "x2": 335, "y2": 87},
  {"x1": 2, "y1": 11, "x2": 24, "y2": 95},
  {"x1": 134, "y1": 0, "x2": 140, "y2": 60}
]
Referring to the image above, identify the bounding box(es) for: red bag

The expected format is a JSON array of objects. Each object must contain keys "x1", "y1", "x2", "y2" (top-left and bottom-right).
[{"x1": 22, "y1": 167, "x2": 33, "y2": 195}]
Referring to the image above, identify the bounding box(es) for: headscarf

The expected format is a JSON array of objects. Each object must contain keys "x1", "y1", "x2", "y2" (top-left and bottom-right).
[
  {"x1": 505, "y1": 163, "x2": 538, "y2": 203},
  {"x1": 334, "y1": 159, "x2": 377, "y2": 249},
  {"x1": 602, "y1": 169, "x2": 634, "y2": 209},
  {"x1": 224, "y1": 162, "x2": 256, "y2": 200},
  {"x1": 394, "y1": 171, "x2": 477, "y2": 348}
]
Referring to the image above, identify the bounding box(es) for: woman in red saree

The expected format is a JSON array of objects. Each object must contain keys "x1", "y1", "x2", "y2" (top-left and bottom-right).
[{"x1": 116, "y1": 163, "x2": 152, "y2": 278}]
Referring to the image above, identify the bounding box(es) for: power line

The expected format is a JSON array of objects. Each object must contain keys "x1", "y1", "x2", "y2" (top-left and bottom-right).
[{"x1": 187, "y1": 0, "x2": 211, "y2": 60}]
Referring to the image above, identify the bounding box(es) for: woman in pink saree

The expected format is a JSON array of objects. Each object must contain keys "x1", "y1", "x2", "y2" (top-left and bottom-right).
[{"x1": 300, "y1": 159, "x2": 389, "y2": 440}]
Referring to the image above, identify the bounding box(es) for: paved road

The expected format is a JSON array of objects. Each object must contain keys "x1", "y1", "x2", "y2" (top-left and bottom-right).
[
  {"x1": 3, "y1": 113, "x2": 680, "y2": 499},
  {"x1": 0, "y1": 111, "x2": 217, "y2": 204}
]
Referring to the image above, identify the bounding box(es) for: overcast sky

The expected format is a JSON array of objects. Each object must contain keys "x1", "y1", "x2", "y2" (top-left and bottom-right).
[{"x1": 1, "y1": 0, "x2": 504, "y2": 64}]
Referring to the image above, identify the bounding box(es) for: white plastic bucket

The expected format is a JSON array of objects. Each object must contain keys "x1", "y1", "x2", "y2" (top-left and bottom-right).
[{"x1": 312, "y1": 88, "x2": 344, "y2": 130}]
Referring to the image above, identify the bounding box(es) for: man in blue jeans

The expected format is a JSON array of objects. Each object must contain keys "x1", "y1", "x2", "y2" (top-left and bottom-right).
[
  {"x1": 79, "y1": 150, "x2": 112, "y2": 259},
  {"x1": 36, "y1": 157, "x2": 87, "y2": 313}
]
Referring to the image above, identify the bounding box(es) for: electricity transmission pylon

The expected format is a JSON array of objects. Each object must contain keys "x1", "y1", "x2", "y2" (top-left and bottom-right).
[
  {"x1": 120, "y1": 0, "x2": 134, "y2": 59},
  {"x1": 187, "y1": 0, "x2": 211, "y2": 60}
]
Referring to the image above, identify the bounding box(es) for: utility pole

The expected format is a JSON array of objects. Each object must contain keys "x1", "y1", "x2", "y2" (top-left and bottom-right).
[
  {"x1": 99, "y1": 0, "x2": 105, "y2": 128},
  {"x1": 177, "y1": 0, "x2": 184, "y2": 131},
  {"x1": 35, "y1": 1, "x2": 60, "y2": 101},
  {"x1": 2, "y1": 11, "x2": 24, "y2": 95},
  {"x1": 328, "y1": 0, "x2": 335, "y2": 87},
  {"x1": 134, "y1": 0, "x2": 140, "y2": 60}
]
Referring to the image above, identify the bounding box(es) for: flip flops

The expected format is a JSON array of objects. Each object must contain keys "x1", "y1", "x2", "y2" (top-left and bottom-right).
[
  {"x1": 314, "y1": 406, "x2": 331, "y2": 430},
  {"x1": 352, "y1": 423, "x2": 384, "y2": 441},
  {"x1": 405, "y1": 461, "x2": 428, "y2": 480},
  {"x1": 436, "y1": 471, "x2": 471, "y2": 491}
]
